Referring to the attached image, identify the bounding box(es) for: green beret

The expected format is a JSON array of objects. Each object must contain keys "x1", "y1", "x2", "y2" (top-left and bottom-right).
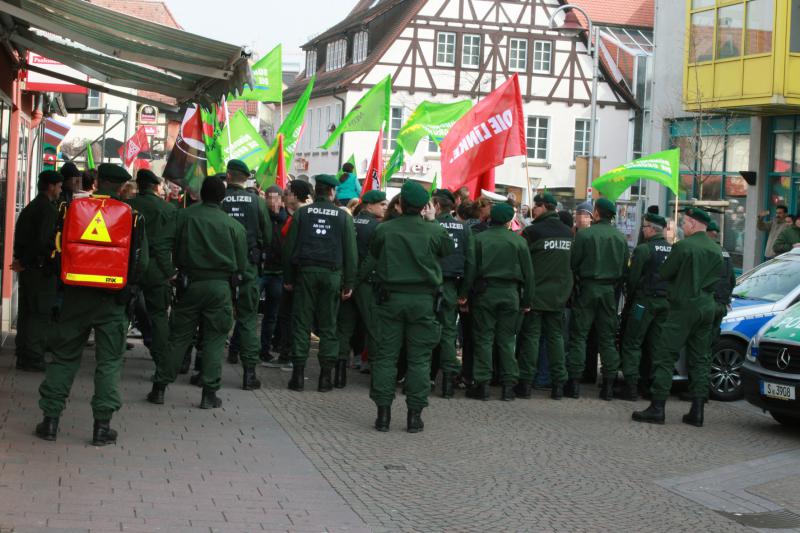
[
  {"x1": 98, "y1": 163, "x2": 131, "y2": 183},
  {"x1": 490, "y1": 203, "x2": 515, "y2": 224},
  {"x1": 685, "y1": 206, "x2": 712, "y2": 226},
  {"x1": 644, "y1": 212, "x2": 667, "y2": 228},
  {"x1": 227, "y1": 159, "x2": 250, "y2": 176},
  {"x1": 59, "y1": 162, "x2": 80, "y2": 178},
  {"x1": 362, "y1": 190, "x2": 386, "y2": 204},
  {"x1": 707, "y1": 219, "x2": 720, "y2": 233},
  {"x1": 432, "y1": 188, "x2": 455, "y2": 203},
  {"x1": 400, "y1": 180, "x2": 429, "y2": 208},
  {"x1": 595, "y1": 197, "x2": 616, "y2": 217},
  {"x1": 314, "y1": 174, "x2": 339, "y2": 188},
  {"x1": 534, "y1": 191, "x2": 556, "y2": 205},
  {"x1": 136, "y1": 169, "x2": 162, "y2": 185},
  {"x1": 38, "y1": 170, "x2": 63, "y2": 186}
]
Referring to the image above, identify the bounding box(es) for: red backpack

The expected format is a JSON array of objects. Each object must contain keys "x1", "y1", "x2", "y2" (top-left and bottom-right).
[{"x1": 58, "y1": 195, "x2": 135, "y2": 290}]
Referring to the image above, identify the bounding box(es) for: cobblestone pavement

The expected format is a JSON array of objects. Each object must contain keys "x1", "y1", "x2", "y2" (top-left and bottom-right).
[{"x1": 1, "y1": 339, "x2": 800, "y2": 532}]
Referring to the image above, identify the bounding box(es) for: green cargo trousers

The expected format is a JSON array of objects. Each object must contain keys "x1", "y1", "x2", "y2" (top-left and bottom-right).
[
  {"x1": 154, "y1": 280, "x2": 233, "y2": 391},
  {"x1": 235, "y1": 264, "x2": 261, "y2": 369},
  {"x1": 141, "y1": 283, "x2": 171, "y2": 367},
  {"x1": 370, "y1": 291, "x2": 440, "y2": 410},
  {"x1": 650, "y1": 296, "x2": 715, "y2": 401},
  {"x1": 471, "y1": 285, "x2": 521, "y2": 385},
  {"x1": 337, "y1": 281, "x2": 377, "y2": 361},
  {"x1": 39, "y1": 286, "x2": 127, "y2": 420},
  {"x1": 291, "y1": 268, "x2": 342, "y2": 369},
  {"x1": 16, "y1": 268, "x2": 57, "y2": 365},
  {"x1": 518, "y1": 310, "x2": 568, "y2": 386},
  {"x1": 355, "y1": 282, "x2": 377, "y2": 358},
  {"x1": 619, "y1": 296, "x2": 669, "y2": 385},
  {"x1": 567, "y1": 282, "x2": 620, "y2": 380},
  {"x1": 434, "y1": 279, "x2": 461, "y2": 375},
  {"x1": 711, "y1": 302, "x2": 727, "y2": 347}
]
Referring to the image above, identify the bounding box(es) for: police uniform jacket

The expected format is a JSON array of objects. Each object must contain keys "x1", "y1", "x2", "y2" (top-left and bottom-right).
[{"x1": 522, "y1": 210, "x2": 573, "y2": 311}]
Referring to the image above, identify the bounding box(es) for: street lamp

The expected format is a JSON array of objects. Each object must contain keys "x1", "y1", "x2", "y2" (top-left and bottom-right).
[{"x1": 549, "y1": 4, "x2": 599, "y2": 201}]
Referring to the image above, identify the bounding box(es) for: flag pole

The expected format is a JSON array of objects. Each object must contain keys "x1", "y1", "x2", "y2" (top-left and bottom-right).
[
  {"x1": 523, "y1": 156, "x2": 534, "y2": 207},
  {"x1": 222, "y1": 97, "x2": 233, "y2": 162}
]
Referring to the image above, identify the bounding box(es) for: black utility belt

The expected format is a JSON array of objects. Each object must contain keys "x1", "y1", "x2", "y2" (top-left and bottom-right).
[{"x1": 296, "y1": 259, "x2": 338, "y2": 270}]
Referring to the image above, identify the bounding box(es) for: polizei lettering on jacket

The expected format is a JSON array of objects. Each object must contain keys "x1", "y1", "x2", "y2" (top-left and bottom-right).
[
  {"x1": 543, "y1": 239, "x2": 572, "y2": 251},
  {"x1": 448, "y1": 109, "x2": 514, "y2": 164},
  {"x1": 654, "y1": 245, "x2": 672, "y2": 253},
  {"x1": 308, "y1": 207, "x2": 339, "y2": 216}
]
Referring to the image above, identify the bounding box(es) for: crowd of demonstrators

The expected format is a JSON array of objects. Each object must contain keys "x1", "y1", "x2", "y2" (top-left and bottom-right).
[{"x1": 13, "y1": 158, "x2": 734, "y2": 443}]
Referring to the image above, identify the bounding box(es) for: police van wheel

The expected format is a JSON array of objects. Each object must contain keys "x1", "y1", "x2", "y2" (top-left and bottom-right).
[{"x1": 708, "y1": 339, "x2": 745, "y2": 402}]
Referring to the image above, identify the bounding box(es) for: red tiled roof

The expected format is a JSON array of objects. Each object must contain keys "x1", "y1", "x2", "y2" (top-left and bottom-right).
[
  {"x1": 89, "y1": 0, "x2": 182, "y2": 29},
  {"x1": 560, "y1": 0, "x2": 654, "y2": 29}
]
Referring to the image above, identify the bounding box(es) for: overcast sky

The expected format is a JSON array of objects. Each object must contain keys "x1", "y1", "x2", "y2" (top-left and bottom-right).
[{"x1": 165, "y1": 0, "x2": 355, "y2": 69}]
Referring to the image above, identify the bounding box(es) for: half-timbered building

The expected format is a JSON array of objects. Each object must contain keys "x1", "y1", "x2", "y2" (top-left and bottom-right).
[{"x1": 285, "y1": 0, "x2": 653, "y2": 204}]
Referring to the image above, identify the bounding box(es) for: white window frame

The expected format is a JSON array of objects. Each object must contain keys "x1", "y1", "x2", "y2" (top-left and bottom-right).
[
  {"x1": 436, "y1": 32, "x2": 457, "y2": 67},
  {"x1": 80, "y1": 89, "x2": 102, "y2": 122},
  {"x1": 353, "y1": 31, "x2": 369, "y2": 64},
  {"x1": 526, "y1": 116, "x2": 549, "y2": 161},
  {"x1": 509, "y1": 38, "x2": 528, "y2": 72},
  {"x1": 384, "y1": 106, "x2": 404, "y2": 150},
  {"x1": 462, "y1": 34, "x2": 481, "y2": 68},
  {"x1": 532, "y1": 40, "x2": 552, "y2": 74},
  {"x1": 305, "y1": 50, "x2": 317, "y2": 77},
  {"x1": 574, "y1": 118, "x2": 592, "y2": 160},
  {"x1": 326, "y1": 39, "x2": 347, "y2": 71}
]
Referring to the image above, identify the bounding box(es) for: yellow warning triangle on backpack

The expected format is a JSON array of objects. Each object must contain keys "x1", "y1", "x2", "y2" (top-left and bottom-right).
[{"x1": 80, "y1": 210, "x2": 112, "y2": 242}]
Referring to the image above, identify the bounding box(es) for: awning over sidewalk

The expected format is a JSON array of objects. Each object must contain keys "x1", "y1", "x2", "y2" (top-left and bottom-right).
[{"x1": 0, "y1": 0, "x2": 253, "y2": 107}]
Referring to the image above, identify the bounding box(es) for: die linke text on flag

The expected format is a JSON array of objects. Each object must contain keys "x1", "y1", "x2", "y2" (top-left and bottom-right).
[
  {"x1": 441, "y1": 74, "x2": 525, "y2": 195},
  {"x1": 118, "y1": 126, "x2": 150, "y2": 167}
]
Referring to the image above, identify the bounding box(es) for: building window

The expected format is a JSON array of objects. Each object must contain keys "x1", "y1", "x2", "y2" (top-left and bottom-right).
[
  {"x1": 384, "y1": 106, "x2": 403, "y2": 150},
  {"x1": 689, "y1": 10, "x2": 715, "y2": 62},
  {"x1": 316, "y1": 108, "x2": 323, "y2": 149},
  {"x1": 791, "y1": 0, "x2": 800, "y2": 53},
  {"x1": 716, "y1": 2, "x2": 744, "y2": 60},
  {"x1": 80, "y1": 89, "x2": 102, "y2": 122},
  {"x1": 305, "y1": 50, "x2": 317, "y2": 77},
  {"x1": 573, "y1": 119, "x2": 591, "y2": 159},
  {"x1": 326, "y1": 39, "x2": 347, "y2": 71},
  {"x1": 745, "y1": 0, "x2": 773, "y2": 54},
  {"x1": 509, "y1": 38, "x2": 528, "y2": 72},
  {"x1": 462, "y1": 34, "x2": 481, "y2": 68},
  {"x1": 526, "y1": 116, "x2": 548, "y2": 161},
  {"x1": 308, "y1": 108, "x2": 315, "y2": 149},
  {"x1": 353, "y1": 31, "x2": 369, "y2": 64},
  {"x1": 436, "y1": 32, "x2": 456, "y2": 67},
  {"x1": 428, "y1": 137, "x2": 440, "y2": 153},
  {"x1": 532, "y1": 40, "x2": 552, "y2": 73}
]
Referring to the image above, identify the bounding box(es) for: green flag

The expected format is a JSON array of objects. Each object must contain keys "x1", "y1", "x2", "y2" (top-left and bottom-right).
[
  {"x1": 428, "y1": 173, "x2": 439, "y2": 199},
  {"x1": 592, "y1": 148, "x2": 681, "y2": 202},
  {"x1": 231, "y1": 45, "x2": 283, "y2": 103},
  {"x1": 321, "y1": 75, "x2": 391, "y2": 150},
  {"x1": 396, "y1": 100, "x2": 473, "y2": 155},
  {"x1": 201, "y1": 104, "x2": 226, "y2": 175},
  {"x1": 255, "y1": 77, "x2": 315, "y2": 187},
  {"x1": 86, "y1": 141, "x2": 95, "y2": 170},
  {"x1": 382, "y1": 145, "x2": 404, "y2": 185},
  {"x1": 218, "y1": 110, "x2": 270, "y2": 172}
]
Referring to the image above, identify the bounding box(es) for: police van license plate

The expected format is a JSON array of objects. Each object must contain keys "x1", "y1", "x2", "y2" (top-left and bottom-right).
[{"x1": 760, "y1": 381, "x2": 796, "y2": 401}]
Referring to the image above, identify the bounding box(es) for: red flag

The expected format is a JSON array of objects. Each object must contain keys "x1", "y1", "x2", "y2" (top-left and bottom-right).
[
  {"x1": 118, "y1": 126, "x2": 150, "y2": 167},
  {"x1": 276, "y1": 134, "x2": 288, "y2": 190},
  {"x1": 360, "y1": 129, "x2": 383, "y2": 199},
  {"x1": 441, "y1": 74, "x2": 525, "y2": 197},
  {"x1": 164, "y1": 106, "x2": 207, "y2": 191}
]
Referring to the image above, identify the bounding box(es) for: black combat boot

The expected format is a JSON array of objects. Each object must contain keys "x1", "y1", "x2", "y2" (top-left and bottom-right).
[
  {"x1": 501, "y1": 384, "x2": 515, "y2": 401},
  {"x1": 682, "y1": 398, "x2": 705, "y2": 427},
  {"x1": 179, "y1": 350, "x2": 191, "y2": 374},
  {"x1": 189, "y1": 372, "x2": 202, "y2": 386},
  {"x1": 242, "y1": 367, "x2": 261, "y2": 391},
  {"x1": 146, "y1": 383, "x2": 165, "y2": 405},
  {"x1": 551, "y1": 383, "x2": 563, "y2": 400},
  {"x1": 288, "y1": 365, "x2": 305, "y2": 391},
  {"x1": 599, "y1": 379, "x2": 614, "y2": 401},
  {"x1": 92, "y1": 420, "x2": 118, "y2": 446},
  {"x1": 441, "y1": 373, "x2": 455, "y2": 399},
  {"x1": 334, "y1": 360, "x2": 347, "y2": 389},
  {"x1": 407, "y1": 409, "x2": 424, "y2": 433},
  {"x1": 632, "y1": 400, "x2": 666, "y2": 425},
  {"x1": 318, "y1": 367, "x2": 333, "y2": 392},
  {"x1": 375, "y1": 406, "x2": 391, "y2": 432},
  {"x1": 513, "y1": 381, "x2": 532, "y2": 399},
  {"x1": 466, "y1": 381, "x2": 489, "y2": 401},
  {"x1": 617, "y1": 381, "x2": 639, "y2": 402},
  {"x1": 227, "y1": 348, "x2": 239, "y2": 365},
  {"x1": 35, "y1": 416, "x2": 58, "y2": 441},
  {"x1": 563, "y1": 378, "x2": 581, "y2": 399},
  {"x1": 199, "y1": 387, "x2": 222, "y2": 409}
]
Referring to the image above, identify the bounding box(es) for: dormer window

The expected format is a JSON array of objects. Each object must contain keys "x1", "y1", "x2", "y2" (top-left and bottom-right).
[
  {"x1": 305, "y1": 50, "x2": 317, "y2": 77},
  {"x1": 354, "y1": 31, "x2": 369, "y2": 64},
  {"x1": 326, "y1": 38, "x2": 347, "y2": 71}
]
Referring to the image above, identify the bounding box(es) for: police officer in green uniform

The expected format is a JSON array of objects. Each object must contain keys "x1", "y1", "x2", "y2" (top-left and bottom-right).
[
  {"x1": 369, "y1": 181, "x2": 453, "y2": 432},
  {"x1": 633, "y1": 207, "x2": 723, "y2": 427},
  {"x1": 13, "y1": 170, "x2": 62, "y2": 372},
  {"x1": 284, "y1": 174, "x2": 357, "y2": 392},
  {"x1": 618, "y1": 213, "x2": 672, "y2": 401},
  {"x1": 146, "y1": 176, "x2": 248, "y2": 409},
  {"x1": 432, "y1": 188, "x2": 474, "y2": 398},
  {"x1": 37, "y1": 163, "x2": 148, "y2": 445},
  {"x1": 707, "y1": 220, "x2": 736, "y2": 348},
  {"x1": 125, "y1": 169, "x2": 176, "y2": 368},
  {"x1": 565, "y1": 198, "x2": 628, "y2": 400},
  {"x1": 517, "y1": 192, "x2": 572, "y2": 400},
  {"x1": 462, "y1": 203, "x2": 534, "y2": 402},
  {"x1": 335, "y1": 190, "x2": 386, "y2": 388},
  {"x1": 221, "y1": 159, "x2": 270, "y2": 390}
]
